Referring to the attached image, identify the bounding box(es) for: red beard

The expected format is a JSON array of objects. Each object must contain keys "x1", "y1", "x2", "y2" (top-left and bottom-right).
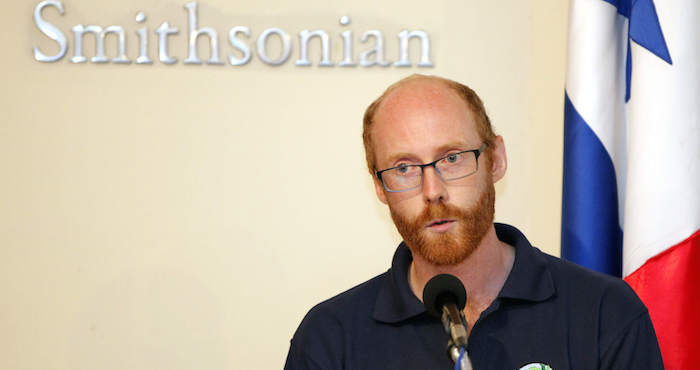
[{"x1": 389, "y1": 182, "x2": 495, "y2": 265}]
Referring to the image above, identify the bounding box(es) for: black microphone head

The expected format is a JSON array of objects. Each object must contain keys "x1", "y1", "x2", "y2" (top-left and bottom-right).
[{"x1": 422, "y1": 274, "x2": 467, "y2": 318}]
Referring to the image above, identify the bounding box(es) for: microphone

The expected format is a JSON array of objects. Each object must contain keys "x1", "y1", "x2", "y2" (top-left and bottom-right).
[{"x1": 423, "y1": 274, "x2": 472, "y2": 369}]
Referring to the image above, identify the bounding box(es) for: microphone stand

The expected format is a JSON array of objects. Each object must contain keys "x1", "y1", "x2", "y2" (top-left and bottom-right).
[
  {"x1": 447, "y1": 340, "x2": 472, "y2": 370},
  {"x1": 441, "y1": 306, "x2": 473, "y2": 370}
]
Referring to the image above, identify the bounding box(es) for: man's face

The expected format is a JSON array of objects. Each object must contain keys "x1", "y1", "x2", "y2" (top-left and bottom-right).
[{"x1": 371, "y1": 80, "x2": 497, "y2": 265}]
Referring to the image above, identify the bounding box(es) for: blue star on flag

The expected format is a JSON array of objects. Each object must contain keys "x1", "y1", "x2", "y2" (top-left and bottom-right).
[{"x1": 604, "y1": 0, "x2": 673, "y2": 101}]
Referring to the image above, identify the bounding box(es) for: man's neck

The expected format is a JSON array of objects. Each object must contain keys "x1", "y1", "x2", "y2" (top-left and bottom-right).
[{"x1": 408, "y1": 225, "x2": 515, "y2": 331}]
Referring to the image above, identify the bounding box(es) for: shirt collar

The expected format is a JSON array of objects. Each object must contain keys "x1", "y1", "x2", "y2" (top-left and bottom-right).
[
  {"x1": 494, "y1": 223, "x2": 555, "y2": 302},
  {"x1": 372, "y1": 223, "x2": 555, "y2": 324},
  {"x1": 372, "y1": 240, "x2": 425, "y2": 323}
]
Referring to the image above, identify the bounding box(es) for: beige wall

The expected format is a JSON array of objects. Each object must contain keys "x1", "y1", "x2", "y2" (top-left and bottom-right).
[{"x1": 0, "y1": 0, "x2": 568, "y2": 369}]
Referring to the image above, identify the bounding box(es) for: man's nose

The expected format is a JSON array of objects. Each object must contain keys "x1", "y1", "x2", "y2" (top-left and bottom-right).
[{"x1": 422, "y1": 166, "x2": 449, "y2": 204}]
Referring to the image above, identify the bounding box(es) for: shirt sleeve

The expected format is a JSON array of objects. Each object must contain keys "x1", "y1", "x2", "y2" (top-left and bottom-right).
[
  {"x1": 283, "y1": 304, "x2": 346, "y2": 370},
  {"x1": 599, "y1": 310, "x2": 664, "y2": 369},
  {"x1": 284, "y1": 342, "x2": 324, "y2": 370}
]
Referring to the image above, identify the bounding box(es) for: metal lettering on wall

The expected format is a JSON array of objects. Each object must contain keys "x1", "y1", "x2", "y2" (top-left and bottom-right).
[{"x1": 33, "y1": 1, "x2": 434, "y2": 68}]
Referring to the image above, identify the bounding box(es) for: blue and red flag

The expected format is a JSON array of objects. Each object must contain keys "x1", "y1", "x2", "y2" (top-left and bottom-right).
[{"x1": 562, "y1": 0, "x2": 700, "y2": 367}]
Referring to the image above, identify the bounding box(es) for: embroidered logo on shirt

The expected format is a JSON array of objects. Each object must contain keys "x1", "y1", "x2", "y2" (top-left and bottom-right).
[{"x1": 519, "y1": 363, "x2": 553, "y2": 370}]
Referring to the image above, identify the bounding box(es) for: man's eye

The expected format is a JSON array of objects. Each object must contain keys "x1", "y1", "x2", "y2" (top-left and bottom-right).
[
  {"x1": 446, "y1": 153, "x2": 461, "y2": 163},
  {"x1": 397, "y1": 164, "x2": 410, "y2": 174}
]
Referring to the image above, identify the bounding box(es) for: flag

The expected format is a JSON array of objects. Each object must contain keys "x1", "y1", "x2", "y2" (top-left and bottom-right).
[{"x1": 561, "y1": 0, "x2": 700, "y2": 368}]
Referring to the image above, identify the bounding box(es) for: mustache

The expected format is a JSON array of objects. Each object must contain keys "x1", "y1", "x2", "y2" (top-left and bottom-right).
[{"x1": 414, "y1": 202, "x2": 466, "y2": 226}]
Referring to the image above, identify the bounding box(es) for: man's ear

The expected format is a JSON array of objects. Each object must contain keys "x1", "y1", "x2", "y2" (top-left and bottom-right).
[
  {"x1": 373, "y1": 176, "x2": 388, "y2": 204},
  {"x1": 490, "y1": 135, "x2": 507, "y2": 183}
]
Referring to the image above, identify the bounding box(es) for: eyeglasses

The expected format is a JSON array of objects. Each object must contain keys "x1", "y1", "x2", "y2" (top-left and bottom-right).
[{"x1": 376, "y1": 144, "x2": 486, "y2": 192}]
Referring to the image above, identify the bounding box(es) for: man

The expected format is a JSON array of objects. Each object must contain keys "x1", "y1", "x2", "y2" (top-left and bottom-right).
[{"x1": 284, "y1": 75, "x2": 662, "y2": 369}]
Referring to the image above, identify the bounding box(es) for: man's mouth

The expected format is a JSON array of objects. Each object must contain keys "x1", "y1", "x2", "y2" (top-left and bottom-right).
[{"x1": 426, "y1": 219, "x2": 456, "y2": 228}]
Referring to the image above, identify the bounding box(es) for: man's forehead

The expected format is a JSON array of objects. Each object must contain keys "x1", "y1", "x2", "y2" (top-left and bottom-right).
[
  {"x1": 371, "y1": 79, "x2": 480, "y2": 164},
  {"x1": 376, "y1": 78, "x2": 466, "y2": 118}
]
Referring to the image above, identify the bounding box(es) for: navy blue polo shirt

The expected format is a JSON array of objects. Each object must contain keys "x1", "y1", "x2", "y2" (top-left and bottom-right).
[{"x1": 284, "y1": 223, "x2": 663, "y2": 369}]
